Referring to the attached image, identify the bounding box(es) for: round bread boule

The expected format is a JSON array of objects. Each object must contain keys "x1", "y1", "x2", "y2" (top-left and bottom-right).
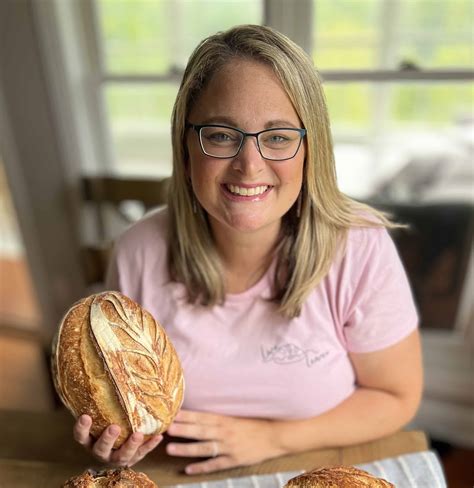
[
  {"x1": 61, "y1": 467, "x2": 158, "y2": 487},
  {"x1": 51, "y1": 291, "x2": 184, "y2": 447},
  {"x1": 284, "y1": 465, "x2": 394, "y2": 488}
]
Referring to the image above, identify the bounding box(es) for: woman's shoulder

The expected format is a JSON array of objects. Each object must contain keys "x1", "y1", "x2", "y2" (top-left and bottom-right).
[
  {"x1": 107, "y1": 206, "x2": 169, "y2": 293},
  {"x1": 346, "y1": 221, "x2": 389, "y2": 247},
  {"x1": 332, "y1": 223, "x2": 407, "y2": 303},
  {"x1": 339, "y1": 220, "x2": 397, "y2": 270}
]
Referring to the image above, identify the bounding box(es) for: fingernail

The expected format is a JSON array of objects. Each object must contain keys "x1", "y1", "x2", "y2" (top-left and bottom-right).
[
  {"x1": 150, "y1": 435, "x2": 162, "y2": 446},
  {"x1": 79, "y1": 416, "x2": 89, "y2": 426},
  {"x1": 131, "y1": 432, "x2": 143, "y2": 442},
  {"x1": 109, "y1": 425, "x2": 120, "y2": 436},
  {"x1": 167, "y1": 443, "x2": 176, "y2": 454},
  {"x1": 185, "y1": 466, "x2": 195, "y2": 474}
]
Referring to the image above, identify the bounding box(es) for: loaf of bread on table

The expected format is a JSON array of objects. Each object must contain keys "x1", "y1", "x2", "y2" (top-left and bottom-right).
[
  {"x1": 61, "y1": 467, "x2": 158, "y2": 487},
  {"x1": 284, "y1": 465, "x2": 394, "y2": 488},
  {"x1": 51, "y1": 291, "x2": 184, "y2": 448}
]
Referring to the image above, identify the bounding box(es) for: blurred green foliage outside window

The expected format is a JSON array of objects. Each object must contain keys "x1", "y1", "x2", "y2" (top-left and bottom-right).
[
  {"x1": 313, "y1": 0, "x2": 473, "y2": 136},
  {"x1": 98, "y1": 0, "x2": 262, "y2": 176},
  {"x1": 96, "y1": 0, "x2": 473, "y2": 202}
]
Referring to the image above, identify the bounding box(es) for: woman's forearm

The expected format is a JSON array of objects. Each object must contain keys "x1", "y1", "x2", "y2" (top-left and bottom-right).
[{"x1": 273, "y1": 387, "x2": 420, "y2": 454}]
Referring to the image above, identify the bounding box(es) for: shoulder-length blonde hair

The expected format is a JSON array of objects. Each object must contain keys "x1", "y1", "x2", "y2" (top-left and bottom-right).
[{"x1": 167, "y1": 24, "x2": 392, "y2": 318}]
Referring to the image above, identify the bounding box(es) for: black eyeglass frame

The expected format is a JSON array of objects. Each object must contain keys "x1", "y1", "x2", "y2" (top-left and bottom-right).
[{"x1": 186, "y1": 123, "x2": 307, "y2": 161}]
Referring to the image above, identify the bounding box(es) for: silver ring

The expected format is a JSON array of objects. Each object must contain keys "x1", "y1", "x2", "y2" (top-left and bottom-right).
[{"x1": 211, "y1": 441, "x2": 219, "y2": 458}]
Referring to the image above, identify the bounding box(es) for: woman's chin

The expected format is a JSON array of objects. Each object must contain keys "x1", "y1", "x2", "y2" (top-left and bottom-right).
[
  {"x1": 224, "y1": 214, "x2": 279, "y2": 235},
  {"x1": 207, "y1": 207, "x2": 282, "y2": 236}
]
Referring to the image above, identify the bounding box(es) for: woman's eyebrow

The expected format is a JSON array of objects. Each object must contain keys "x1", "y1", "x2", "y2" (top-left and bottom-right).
[
  {"x1": 199, "y1": 116, "x2": 236, "y2": 126},
  {"x1": 264, "y1": 120, "x2": 298, "y2": 129}
]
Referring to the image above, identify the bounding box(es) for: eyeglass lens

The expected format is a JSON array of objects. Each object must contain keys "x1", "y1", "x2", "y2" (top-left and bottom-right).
[{"x1": 199, "y1": 127, "x2": 303, "y2": 160}]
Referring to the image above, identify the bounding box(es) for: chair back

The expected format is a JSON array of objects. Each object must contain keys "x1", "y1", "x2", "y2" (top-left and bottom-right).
[
  {"x1": 372, "y1": 201, "x2": 474, "y2": 330},
  {"x1": 81, "y1": 175, "x2": 170, "y2": 286}
]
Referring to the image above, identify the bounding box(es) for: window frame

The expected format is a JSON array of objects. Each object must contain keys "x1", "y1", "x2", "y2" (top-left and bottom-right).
[{"x1": 84, "y1": 0, "x2": 473, "y2": 170}]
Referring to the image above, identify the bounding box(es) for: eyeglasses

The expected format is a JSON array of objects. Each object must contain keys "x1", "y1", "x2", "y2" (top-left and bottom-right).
[{"x1": 187, "y1": 123, "x2": 306, "y2": 161}]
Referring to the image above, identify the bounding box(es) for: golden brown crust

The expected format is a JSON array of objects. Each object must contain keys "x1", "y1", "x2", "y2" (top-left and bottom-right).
[
  {"x1": 284, "y1": 466, "x2": 394, "y2": 488},
  {"x1": 52, "y1": 292, "x2": 185, "y2": 448},
  {"x1": 60, "y1": 467, "x2": 158, "y2": 487}
]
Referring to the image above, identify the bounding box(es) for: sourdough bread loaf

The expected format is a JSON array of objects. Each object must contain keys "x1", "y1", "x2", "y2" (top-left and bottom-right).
[
  {"x1": 52, "y1": 291, "x2": 184, "y2": 447},
  {"x1": 284, "y1": 465, "x2": 394, "y2": 488},
  {"x1": 61, "y1": 467, "x2": 158, "y2": 487}
]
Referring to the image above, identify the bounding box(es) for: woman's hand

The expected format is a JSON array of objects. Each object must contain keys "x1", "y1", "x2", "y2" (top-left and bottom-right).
[
  {"x1": 166, "y1": 410, "x2": 285, "y2": 474},
  {"x1": 73, "y1": 414, "x2": 163, "y2": 467}
]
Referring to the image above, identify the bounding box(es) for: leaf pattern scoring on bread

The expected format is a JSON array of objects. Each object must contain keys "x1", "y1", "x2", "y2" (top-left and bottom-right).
[{"x1": 89, "y1": 292, "x2": 184, "y2": 434}]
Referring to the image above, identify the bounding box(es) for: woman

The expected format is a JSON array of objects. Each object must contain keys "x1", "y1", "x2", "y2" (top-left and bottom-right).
[{"x1": 74, "y1": 24, "x2": 422, "y2": 474}]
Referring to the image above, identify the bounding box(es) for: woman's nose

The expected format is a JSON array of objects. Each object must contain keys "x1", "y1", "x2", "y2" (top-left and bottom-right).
[{"x1": 231, "y1": 136, "x2": 266, "y2": 174}]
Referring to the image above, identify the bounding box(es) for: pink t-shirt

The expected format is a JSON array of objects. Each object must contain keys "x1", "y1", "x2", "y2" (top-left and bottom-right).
[{"x1": 106, "y1": 207, "x2": 418, "y2": 420}]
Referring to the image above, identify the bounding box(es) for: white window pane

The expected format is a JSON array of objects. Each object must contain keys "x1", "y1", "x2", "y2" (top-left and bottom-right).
[
  {"x1": 325, "y1": 83, "x2": 372, "y2": 134},
  {"x1": 104, "y1": 84, "x2": 178, "y2": 176},
  {"x1": 330, "y1": 82, "x2": 473, "y2": 202},
  {"x1": 397, "y1": 0, "x2": 473, "y2": 69},
  {"x1": 313, "y1": 0, "x2": 473, "y2": 69},
  {"x1": 389, "y1": 83, "x2": 472, "y2": 128},
  {"x1": 313, "y1": 0, "x2": 380, "y2": 69},
  {"x1": 97, "y1": 0, "x2": 263, "y2": 74}
]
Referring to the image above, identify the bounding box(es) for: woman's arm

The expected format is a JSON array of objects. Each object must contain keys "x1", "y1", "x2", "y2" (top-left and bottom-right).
[
  {"x1": 275, "y1": 328, "x2": 423, "y2": 452},
  {"x1": 166, "y1": 329, "x2": 422, "y2": 474}
]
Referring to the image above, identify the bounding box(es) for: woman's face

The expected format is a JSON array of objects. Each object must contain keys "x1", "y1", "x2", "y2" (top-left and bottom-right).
[{"x1": 186, "y1": 59, "x2": 305, "y2": 238}]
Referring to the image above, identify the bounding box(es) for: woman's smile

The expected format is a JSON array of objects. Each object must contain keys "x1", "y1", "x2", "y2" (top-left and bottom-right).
[{"x1": 222, "y1": 183, "x2": 273, "y2": 201}]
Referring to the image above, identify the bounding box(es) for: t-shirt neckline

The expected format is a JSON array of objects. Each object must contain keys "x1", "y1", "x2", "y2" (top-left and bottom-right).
[{"x1": 224, "y1": 259, "x2": 276, "y2": 303}]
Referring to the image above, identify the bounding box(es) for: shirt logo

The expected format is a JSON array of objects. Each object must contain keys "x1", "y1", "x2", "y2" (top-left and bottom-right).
[{"x1": 261, "y1": 343, "x2": 329, "y2": 367}]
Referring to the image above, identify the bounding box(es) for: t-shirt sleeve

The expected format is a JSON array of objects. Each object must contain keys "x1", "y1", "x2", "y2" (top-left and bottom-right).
[
  {"x1": 102, "y1": 208, "x2": 169, "y2": 302},
  {"x1": 343, "y1": 227, "x2": 419, "y2": 353}
]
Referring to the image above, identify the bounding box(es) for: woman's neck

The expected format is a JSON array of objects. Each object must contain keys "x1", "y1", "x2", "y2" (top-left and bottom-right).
[{"x1": 211, "y1": 221, "x2": 281, "y2": 294}]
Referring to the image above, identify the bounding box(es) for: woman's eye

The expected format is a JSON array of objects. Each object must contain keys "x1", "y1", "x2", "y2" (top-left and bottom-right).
[
  {"x1": 204, "y1": 130, "x2": 240, "y2": 146},
  {"x1": 270, "y1": 135, "x2": 287, "y2": 142},
  {"x1": 264, "y1": 133, "x2": 290, "y2": 145},
  {"x1": 209, "y1": 132, "x2": 231, "y2": 142}
]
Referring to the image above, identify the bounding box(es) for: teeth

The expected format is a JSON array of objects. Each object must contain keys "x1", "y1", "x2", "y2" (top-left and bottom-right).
[{"x1": 227, "y1": 184, "x2": 268, "y2": 196}]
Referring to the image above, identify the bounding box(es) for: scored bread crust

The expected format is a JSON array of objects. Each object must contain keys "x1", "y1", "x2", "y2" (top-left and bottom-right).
[
  {"x1": 284, "y1": 466, "x2": 394, "y2": 488},
  {"x1": 52, "y1": 291, "x2": 185, "y2": 447},
  {"x1": 60, "y1": 467, "x2": 158, "y2": 487}
]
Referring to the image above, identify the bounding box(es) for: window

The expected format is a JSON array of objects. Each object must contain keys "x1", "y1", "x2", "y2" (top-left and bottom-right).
[
  {"x1": 313, "y1": 0, "x2": 473, "y2": 70},
  {"x1": 86, "y1": 0, "x2": 472, "y2": 204},
  {"x1": 312, "y1": 0, "x2": 473, "y2": 201},
  {"x1": 95, "y1": 0, "x2": 263, "y2": 177}
]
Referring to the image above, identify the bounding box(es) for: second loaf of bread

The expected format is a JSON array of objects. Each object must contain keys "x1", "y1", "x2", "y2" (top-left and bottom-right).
[
  {"x1": 60, "y1": 467, "x2": 158, "y2": 487},
  {"x1": 284, "y1": 465, "x2": 394, "y2": 488}
]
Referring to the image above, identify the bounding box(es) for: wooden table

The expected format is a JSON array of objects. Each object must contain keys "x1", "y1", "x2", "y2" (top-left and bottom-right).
[{"x1": 0, "y1": 408, "x2": 429, "y2": 487}]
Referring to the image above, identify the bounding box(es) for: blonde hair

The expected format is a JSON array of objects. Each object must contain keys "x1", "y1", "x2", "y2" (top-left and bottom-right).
[{"x1": 168, "y1": 24, "x2": 393, "y2": 318}]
